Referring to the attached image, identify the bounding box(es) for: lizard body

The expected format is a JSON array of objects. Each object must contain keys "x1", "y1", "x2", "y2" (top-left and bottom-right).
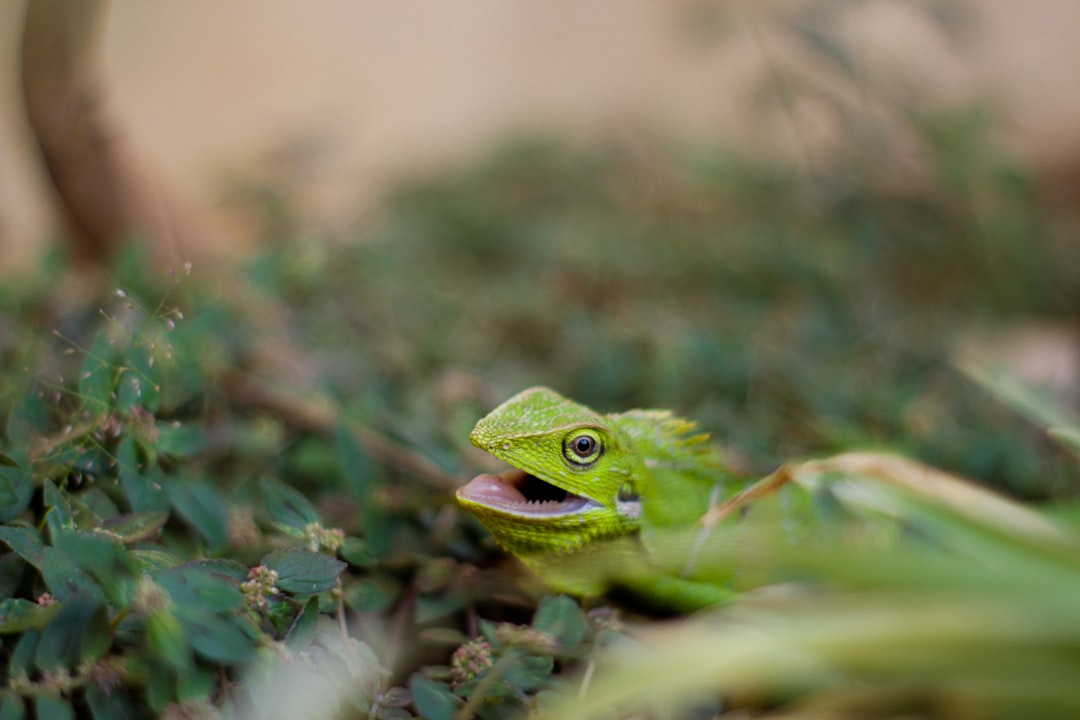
[
  {"x1": 456, "y1": 387, "x2": 1061, "y2": 613},
  {"x1": 456, "y1": 387, "x2": 739, "y2": 610}
]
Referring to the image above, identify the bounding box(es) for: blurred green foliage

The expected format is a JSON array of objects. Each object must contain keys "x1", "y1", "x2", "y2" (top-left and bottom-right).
[{"x1": 1, "y1": 36, "x2": 1080, "y2": 715}]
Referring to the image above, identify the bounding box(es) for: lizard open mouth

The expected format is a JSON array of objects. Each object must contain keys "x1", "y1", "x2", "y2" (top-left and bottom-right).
[{"x1": 457, "y1": 468, "x2": 599, "y2": 518}]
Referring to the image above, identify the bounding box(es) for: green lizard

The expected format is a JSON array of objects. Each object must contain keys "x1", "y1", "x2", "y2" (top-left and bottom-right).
[
  {"x1": 456, "y1": 386, "x2": 741, "y2": 612},
  {"x1": 457, "y1": 387, "x2": 1060, "y2": 613}
]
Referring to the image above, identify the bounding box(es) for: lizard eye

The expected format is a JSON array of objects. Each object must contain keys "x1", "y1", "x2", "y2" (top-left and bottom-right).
[{"x1": 564, "y1": 431, "x2": 602, "y2": 465}]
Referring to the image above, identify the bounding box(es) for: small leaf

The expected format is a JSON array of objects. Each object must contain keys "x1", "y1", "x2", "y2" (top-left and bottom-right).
[
  {"x1": 502, "y1": 652, "x2": 554, "y2": 692},
  {"x1": 78, "y1": 332, "x2": 117, "y2": 413},
  {"x1": 168, "y1": 481, "x2": 229, "y2": 551},
  {"x1": 181, "y1": 610, "x2": 257, "y2": 665},
  {"x1": 263, "y1": 548, "x2": 346, "y2": 595},
  {"x1": 117, "y1": 437, "x2": 168, "y2": 513},
  {"x1": 145, "y1": 661, "x2": 175, "y2": 712},
  {"x1": 409, "y1": 675, "x2": 462, "y2": 720},
  {"x1": 176, "y1": 664, "x2": 216, "y2": 702},
  {"x1": 285, "y1": 597, "x2": 320, "y2": 651},
  {"x1": 6, "y1": 391, "x2": 48, "y2": 448},
  {"x1": 156, "y1": 564, "x2": 244, "y2": 613},
  {"x1": 40, "y1": 547, "x2": 105, "y2": 604},
  {"x1": 344, "y1": 578, "x2": 394, "y2": 613},
  {"x1": 0, "y1": 525, "x2": 45, "y2": 568},
  {"x1": 0, "y1": 463, "x2": 33, "y2": 523},
  {"x1": 146, "y1": 609, "x2": 192, "y2": 670},
  {"x1": 43, "y1": 480, "x2": 76, "y2": 538},
  {"x1": 0, "y1": 452, "x2": 19, "y2": 469},
  {"x1": 34, "y1": 696, "x2": 73, "y2": 720},
  {"x1": 0, "y1": 696, "x2": 25, "y2": 720},
  {"x1": 68, "y1": 496, "x2": 104, "y2": 530},
  {"x1": 531, "y1": 595, "x2": 587, "y2": 650},
  {"x1": 8, "y1": 629, "x2": 39, "y2": 680},
  {"x1": 116, "y1": 345, "x2": 161, "y2": 414},
  {"x1": 100, "y1": 511, "x2": 170, "y2": 544},
  {"x1": 0, "y1": 599, "x2": 61, "y2": 634},
  {"x1": 155, "y1": 422, "x2": 209, "y2": 458},
  {"x1": 52, "y1": 531, "x2": 133, "y2": 606},
  {"x1": 341, "y1": 536, "x2": 376, "y2": 567},
  {"x1": 35, "y1": 594, "x2": 109, "y2": 671},
  {"x1": 131, "y1": 549, "x2": 184, "y2": 573},
  {"x1": 77, "y1": 488, "x2": 120, "y2": 520},
  {"x1": 85, "y1": 685, "x2": 142, "y2": 720},
  {"x1": 183, "y1": 558, "x2": 250, "y2": 583},
  {"x1": 261, "y1": 477, "x2": 321, "y2": 530}
]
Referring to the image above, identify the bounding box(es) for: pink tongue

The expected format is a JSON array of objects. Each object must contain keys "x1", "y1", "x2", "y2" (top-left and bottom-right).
[{"x1": 457, "y1": 471, "x2": 528, "y2": 505}]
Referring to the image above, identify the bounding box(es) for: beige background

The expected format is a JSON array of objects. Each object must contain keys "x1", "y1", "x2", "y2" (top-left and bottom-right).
[{"x1": 1, "y1": 1, "x2": 1078, "y2": 270}]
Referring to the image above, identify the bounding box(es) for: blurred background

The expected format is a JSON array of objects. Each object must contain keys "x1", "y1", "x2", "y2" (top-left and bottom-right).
[
  {"x1": 1, "y1": 0, "x2": 1079, "y2": 498},
  {"x1": 3, "y1": 1, "x2": 1080, "y2": 266}
]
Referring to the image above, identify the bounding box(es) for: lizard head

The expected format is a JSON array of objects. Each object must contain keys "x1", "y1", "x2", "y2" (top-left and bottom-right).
[{"x1": 457, "y1": 386, "x2": 644, "y2": 557}]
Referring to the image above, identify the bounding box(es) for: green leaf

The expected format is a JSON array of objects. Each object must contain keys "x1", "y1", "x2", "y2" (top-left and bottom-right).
[
  {"x1": 145, "y1": 660, "x2": 175, "y2": 712},
  {"x1": 0, "y1": 462, "x2": 33, "y2": 523},
  {"x1": 8, "y1": 630, "x2": 39, "y2": 680},
  {"x1": 156, "y1": 564, "x2": 244, "y2": 613},
  {"x1": 68, "y1": 496, "x2": 104, "y2": 530},
  {"x1": 100, "y1": 511, "x2": 170, "y2": 544},
  {"x1": 117, "y1": 437, "x2": 168, "y2": 513},
  {"x1": 182, "y1": 558, "x2": 250, "y2": 583},
  {"x1": 344, "y1": 578, "x2": 394, "y2": 613},
  {"x1": 146, "y1": 609, "x2": 192, "y2": 670},
  {"x1": 51, "y1": 531, "x2": 133, "y2": 606},
  {"x1": 131, "y1": 549, "x2": 184, "y2": 573},
  {"x1": 409, "y1": 675, "x2": 462, "y2": 720},
  {"x1": 0, "y1": 599, "x2": 61, "y2": 634},
  {"x1": 502, "y1": 652, "x2": 554, "y2": 692},
  {"x1": 180, "y1": 609, "x2": 257, "y2": 665},
  {"x1": 341, "y1": 536, "x2": 376, "y2": 567},
  {"x1": 155, "y1": 422, "x2": 209, "y2": 458},
  {"x1": 78, "y1": 332, "x2": 117, "y2": 413},
  {"x1": 78, "y1": 488, "x2": 121, "y2": 520},
  {"x1": 0, "y1": 525, "x2": 45, "y2": 568},
  {"x1": 285, "y1": 597, "x2": 320, "y2": 651},
  {"x1": 85, "y1": 685, "x2": 142, "y2": 720},
  {"x1": 34, "y1": 696, "x2": 73, "y2": 720},
  {"x1": 531, "y1": 595, "x2": 587, "y2": 650},
  {"x1": 176, "y1": 664, "x2": 216, "y2": 702},
  {"x1": 167, "y1": 481, "x2": 229, "y2": 551},
  {"x1": 0, "y1": 452, "x2": 19, "y2": 469},
  {"x1": 40, "y1": 547, "x2": 105, "y2": 603},
  {"x1": 34, "y1": 594, "x2": 109, "y2": 671},
  {"x1": 43, "y1": 480, "x2": 76, "y2": 538},
  {"x1": 260, "y1": 476, "x2": 321, "y2": 530},
  {"x1": 116, "y1": 345, "x2": 161, "y2": 414},
  {"x1": 263, "y1": 548, "x2": 346, "y2": 595},
  {"x1": 0, "y1": 696, "x2": 25, "y2": 720}
]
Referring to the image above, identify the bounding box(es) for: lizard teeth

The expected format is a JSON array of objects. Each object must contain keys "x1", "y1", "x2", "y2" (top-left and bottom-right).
[{"x1": 457, "y1": 470, "x2": 599, "y2": 517}]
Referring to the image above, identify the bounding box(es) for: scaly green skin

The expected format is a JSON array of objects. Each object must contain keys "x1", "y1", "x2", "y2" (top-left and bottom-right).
[{"x1": 457, "y1": 387, "x2": 739, "y2": 611}]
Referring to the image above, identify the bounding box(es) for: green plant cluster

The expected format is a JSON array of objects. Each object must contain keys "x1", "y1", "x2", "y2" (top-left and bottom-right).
[{"x1": 0, "y1": 101, "x2": 1078, "y2": 717}]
